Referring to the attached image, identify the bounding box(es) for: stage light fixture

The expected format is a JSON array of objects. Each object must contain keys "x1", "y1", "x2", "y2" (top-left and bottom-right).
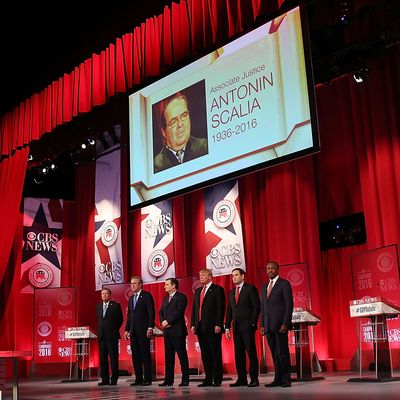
[
  {"x1": 81, "y1": 143, "x2": 87, "y2": 149},
  {"x1": 353, "y1": 67, "x2": 368, "y2": 83},
  {"x1": 338, "y1": 1, "x2": 353, "y2": 25},
  {"x1": 50, "y1": 162, "x2": 57, "y2": 171},
  {"x1": 28, "y1": 154, "x2": 33, "y2": 161},
  {"x1": 41, "y1": 166, "x2": 49, "y2": 175},
  {"x1": 88, "y1": 138, "x2": 96, "y2": 146}
]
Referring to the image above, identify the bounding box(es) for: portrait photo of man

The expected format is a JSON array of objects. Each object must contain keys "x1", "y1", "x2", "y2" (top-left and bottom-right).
[{"x1": 152, "y1": 80, "x2": 208, "y2": 174}]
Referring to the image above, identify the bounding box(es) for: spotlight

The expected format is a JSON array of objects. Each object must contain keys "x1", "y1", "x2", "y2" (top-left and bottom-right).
[
  {"x1": 81, "y1": 143, "x2": 87, "y2": 149},
  {"x1": 50, "y1": 162, "x2": 57, "y2": 171},
  {"x1": 337, "y1": 1, "x2": 353, "y2": 25},
  {"x1": 88, "y1": 138, "x2": 96, "y2": 146},
  {"x1": 41, "y1": 166, "x2": 49, "y2": 175},
  {"x1": 353, "y1": 67, "x2": 368, "y2": 83},
  {"x1": 28, "y1": 154, "x2": 33, "y2": 161}
]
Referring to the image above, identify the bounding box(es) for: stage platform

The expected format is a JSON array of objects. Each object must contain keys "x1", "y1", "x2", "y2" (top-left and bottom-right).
[{"x1": 1, "y1": 372, "x2": 400, "y2": 400}]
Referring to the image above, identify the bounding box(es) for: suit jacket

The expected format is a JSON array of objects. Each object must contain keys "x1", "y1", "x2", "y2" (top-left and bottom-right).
[
  {"x1": 154, "y1": 136, "x2": 208, "y2": 173},
  {"x1": 225, "y1": 282, "x2": 260, "y2": 333},
  {"x1": 191, "y1": 283, "x2": 225, "y2": 334},
  {"x1": 125, "y1": 290, "x2": 155, "y2": 337},
  {"x1": 97, "y1": 300, "x2": 124, "y2": 341},
  {"x1": 159, "y1": 291, "x2": 188, "y2": 337},
  {"x1": 260, "y1": 277, "x2": 293, "y2": 331}
]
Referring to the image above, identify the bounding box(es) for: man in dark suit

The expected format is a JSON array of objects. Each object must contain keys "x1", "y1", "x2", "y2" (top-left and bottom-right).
[
  {"x1": 159, "y1": 278, "x2": 190, "y2": 387},
  {"x1": 190, "y1": 269, "x2": 225, "y2": 387},
  {"x1": 96, "y1": 287, "x2": 123, "y2": 386},
  {"x1": 154, "y1": 92, "x2": 208, "y2": 173},
  {"x1": 124, "y1": 276, "x2": 155, "y2": 386},
  {"x1": 260, "y1": 261, "x2": 294, "y2": 388},
  {"x1": 225, "y1": 268, "x2": 260, "y2": 387}
]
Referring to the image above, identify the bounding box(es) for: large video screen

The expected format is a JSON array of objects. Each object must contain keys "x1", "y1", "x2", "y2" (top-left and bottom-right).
[{"x1": 129, "y1": 6, "x2": 319, "y2": 209}]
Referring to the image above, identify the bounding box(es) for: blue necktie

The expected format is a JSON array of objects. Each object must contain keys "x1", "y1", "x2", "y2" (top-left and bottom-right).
[{"x1": 133, "y1": 294, "x2": 138, "y2": 310}]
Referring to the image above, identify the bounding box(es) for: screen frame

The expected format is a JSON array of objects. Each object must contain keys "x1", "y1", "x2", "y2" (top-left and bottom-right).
[{"x1": 128, "y1": 5, "x2": 320, "y2": 211}]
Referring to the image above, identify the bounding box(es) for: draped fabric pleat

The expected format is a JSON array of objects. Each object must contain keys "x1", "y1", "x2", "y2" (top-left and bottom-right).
[{"x1": 0, "y1": 148, "x2": 29, "y2": 285}]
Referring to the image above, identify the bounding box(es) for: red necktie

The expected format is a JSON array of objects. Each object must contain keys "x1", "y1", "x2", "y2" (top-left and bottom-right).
[
  {"x1": 267, "y1": 280, "x2": 273, "y2": 299},
  {"x1": 235, "y1": 286, "x2": 240, "y2": 304},
  {"x1": 199, "y1": 286, "x2": 206, "y2": 320}
]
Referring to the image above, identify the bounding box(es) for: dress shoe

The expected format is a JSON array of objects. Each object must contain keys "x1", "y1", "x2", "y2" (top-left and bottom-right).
[
  {"x1": 198, "y1": 382, "x2": 212, "y2": 387},
  {"x1": 229, "y1": 381, "x2": 248, "y2": 387},
  {"x1": 248, "y1": 380, "x2": 259, "y2": 387},
  {"x1": 179, "y1": 381, "x2": 189, "y2": 387},
  {"x1": 281, "y1": 382, "x2": 292, "y2": 387},
  {"x1": 213, "y1": 382, "x2": 222, "y2": 387},
  {"x1": 130, "y1": 381, "x2": 142, "y2": 386},
  {"x1": 141, "y1": 381, "x2": 152, "y2": 386},
  {"x1": 98, "y1": 382, "x2": 109, "y2": 386},
  {"x1": 264, "y1": 381, "x2": 280, "y2": 387},
  {"x1": 159, "y1": 381, "x2": 173, "y2": 386}
]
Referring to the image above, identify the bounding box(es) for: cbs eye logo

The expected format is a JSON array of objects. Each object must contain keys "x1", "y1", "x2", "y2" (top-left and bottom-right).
[{"x1": 37, "y1": 321, "x2": 52, "y2": 337}]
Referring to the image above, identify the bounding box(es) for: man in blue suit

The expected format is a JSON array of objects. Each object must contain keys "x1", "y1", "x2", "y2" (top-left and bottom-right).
[
  {"x1": 159, "y1": 278, "x2": 190, "y2": 387},
  {"x1": 260, "y1": 261, "x2": 294, "y2": 388},
  {"x1": 124, "y1": 276, "x2": 155, "y2": 386}
]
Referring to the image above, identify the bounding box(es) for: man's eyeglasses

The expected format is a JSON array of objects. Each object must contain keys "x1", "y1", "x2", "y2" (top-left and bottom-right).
[{"x1": 166, "y1": 111, "x2": 189, "y2": 129}]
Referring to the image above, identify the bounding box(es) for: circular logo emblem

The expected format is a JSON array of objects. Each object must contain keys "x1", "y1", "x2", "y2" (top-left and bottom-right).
[
  {"x1": 213, "y1": 200, "x2": 235, "y2": 228},
  {"x1": 148, "y1": 250, "x2": 169, "y2": 277},
  {"x1": 57, "y1": 291, "x2": 73, "y2": 306},
  {"x1": 27, "y1": 231, "x2": 36, "y2": 241},
  {"x1": 37, "y1": 321, "x2": 52, "y2": 337},
  {"x1": 101, "y1": 221, "x2": 118, "y2": 247},
  {"x1": 377, "y1": 253, "x2": 393, "y2": 273},
  {"x1": 29, "y1": 263, "x2": 54, "y2": 288},
  {"x1": 286, "y1": 268, "x2": 305, "y2": 287},
  {"x1": 124, "y1": 287, "x2": 134, "y2": 301}
]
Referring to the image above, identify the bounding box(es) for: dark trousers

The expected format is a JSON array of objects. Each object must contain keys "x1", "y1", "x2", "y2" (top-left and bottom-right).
[
  {"x1": 98, "y1": 339, "x2": 119, "y2": 383},
  {"x1": 266, "y1": 330, "x2": 291, "y2": 384},
  {"x1": 130, "y1": 334, "x2": 152, "y2": 383},
  {"x1": 233, "y1": 328, "x2": 259, "y2": 382},
  {"x1": 163, "y1": 336, "x2": 189, "y2": 384},
  {"x1": 197, "y1": 326, "x2": 223, "y2": 384}
]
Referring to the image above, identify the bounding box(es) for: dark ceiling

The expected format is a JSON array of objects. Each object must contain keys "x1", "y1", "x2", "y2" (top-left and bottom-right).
[{"x1": 0, "y1": 1, "x2": 174, "y2": 115}]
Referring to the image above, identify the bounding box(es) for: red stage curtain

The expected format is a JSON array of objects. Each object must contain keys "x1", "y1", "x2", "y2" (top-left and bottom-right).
[
  {"x1": 61, "y1": 162, "x2": 97, "y2": 329},
  {"x1": 313, "y1": 48, "x2": 400, "y2": 364},
  {"x1": 0, "y1": 148, "x2": 28, "y2": 287}
]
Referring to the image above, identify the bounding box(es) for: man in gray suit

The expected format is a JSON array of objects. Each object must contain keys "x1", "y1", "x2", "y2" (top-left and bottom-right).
[
  {"x1": 260, "y1": 261, "x2": 294, "y2": 388},
  {"x1": 154, "y1": 92, "x2": 208, "y2": 173}
]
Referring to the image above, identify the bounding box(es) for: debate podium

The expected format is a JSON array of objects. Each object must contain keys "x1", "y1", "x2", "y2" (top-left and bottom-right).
[
  {"x1": 348, "y1": 297, "x2": 400, "y2": 382},
  {"x1": 64, "y1": 326, "x2": 97, "y2": 382},
  {"x1": 291, "y1": 307, "x2": 324, "y2": 381}
]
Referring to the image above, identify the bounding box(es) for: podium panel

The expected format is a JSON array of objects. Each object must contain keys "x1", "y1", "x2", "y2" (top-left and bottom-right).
[
  {"x1": 64, "y1": 327, "x2": 97, "y2": 382},
  {"x1": 348, "y1": 297, "x2": 400, "y2": 382},
  {"x1": 291, "y1": 308, "x2": 324, "y2": 381}
]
